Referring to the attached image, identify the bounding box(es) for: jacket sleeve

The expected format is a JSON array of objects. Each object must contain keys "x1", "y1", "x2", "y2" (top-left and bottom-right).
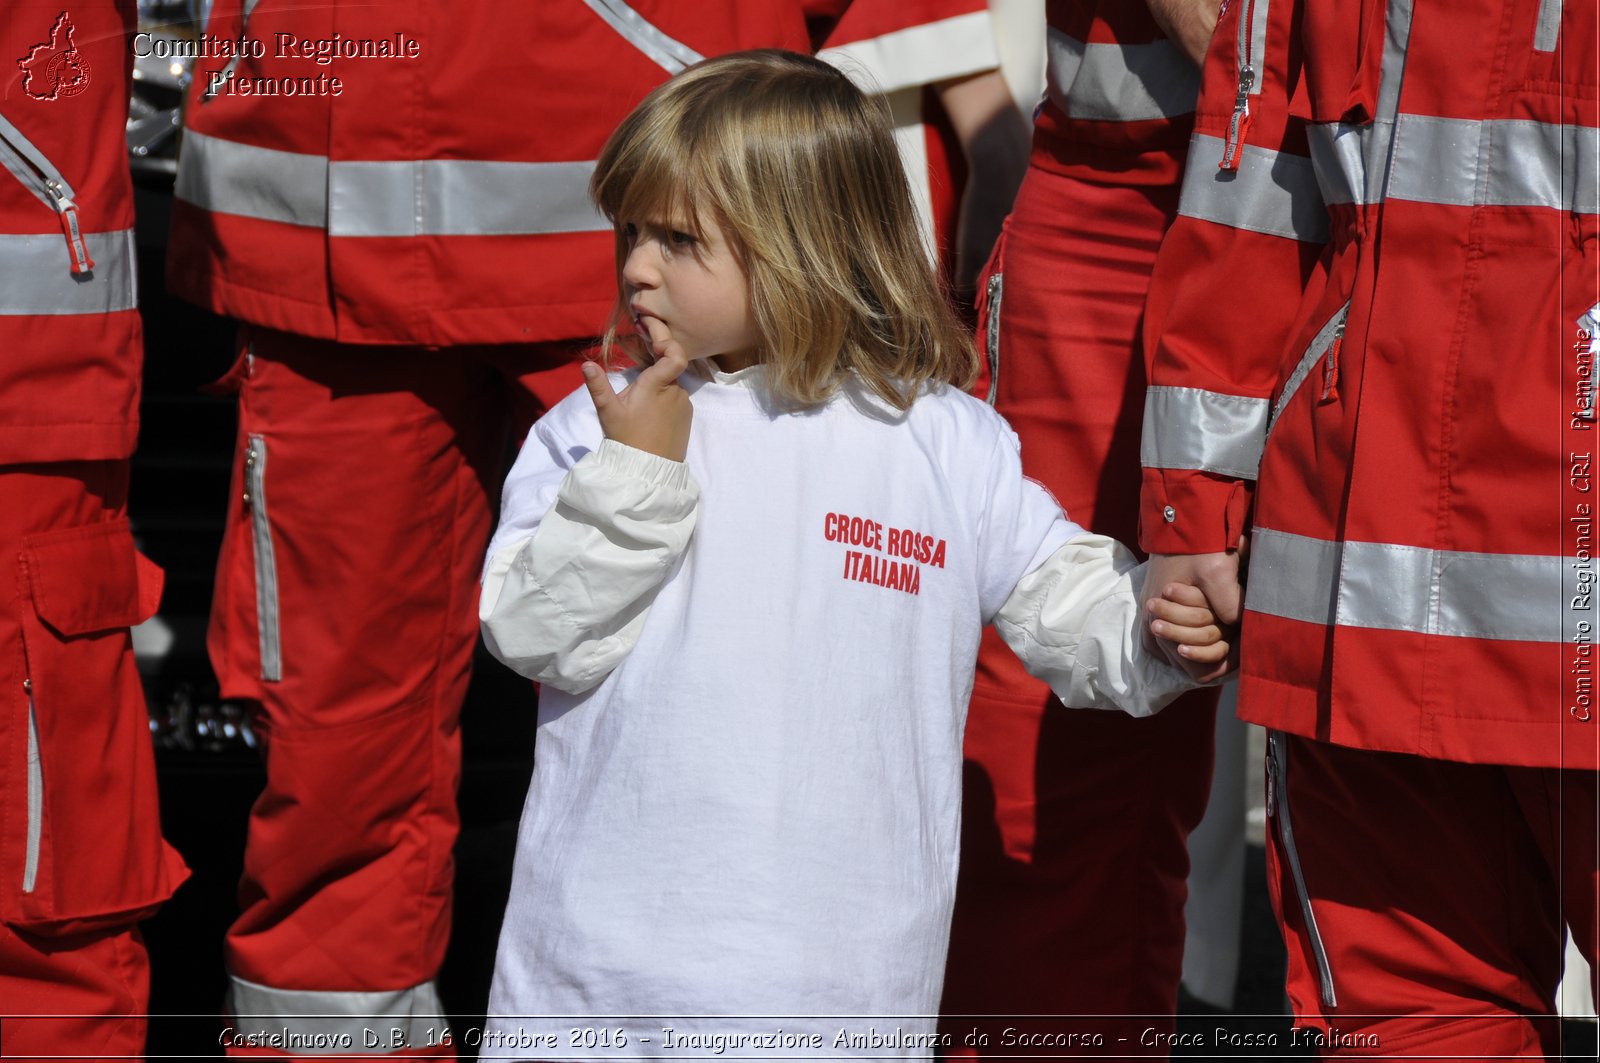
[
  {"x1": 480, "y1": 437, "x2": 699, "y2": 694},
  {"x1": 995, "y1": 534, "x2": 1206, "y2": 717},
  {"x1": 1137, "y1": 0, "x2": 1326, "y2": 555}
]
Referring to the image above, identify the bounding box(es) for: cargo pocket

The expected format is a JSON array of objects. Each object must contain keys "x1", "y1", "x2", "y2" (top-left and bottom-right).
[{"x1": 3, "y1": 518, "x2": 187, "y2": 933}]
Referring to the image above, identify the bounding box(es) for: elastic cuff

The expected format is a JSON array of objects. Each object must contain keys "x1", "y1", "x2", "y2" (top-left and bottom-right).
[{"x1": 595, "y1": 438, "x2": 692, "y2": 492}]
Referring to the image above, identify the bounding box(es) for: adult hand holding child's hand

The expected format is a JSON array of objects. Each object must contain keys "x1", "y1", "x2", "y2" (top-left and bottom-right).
[
  {"x1": 1141, "y1": 549, "x2": 1244, "y2": 683},
  {"x1": 582, "y1": 320, "x2": 693, "y2": 462},
  {"x1": 1146, "y1": 582, "x2": 1232, "y2": 681}
]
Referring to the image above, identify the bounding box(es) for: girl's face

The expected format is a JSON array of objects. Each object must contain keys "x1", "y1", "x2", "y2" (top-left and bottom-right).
[{"x1": 620, "y1": 213, "x2": 760, "y2": 372}]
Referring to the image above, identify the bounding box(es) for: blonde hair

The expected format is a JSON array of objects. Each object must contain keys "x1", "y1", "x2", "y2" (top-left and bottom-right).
[{"x1": 590, "y1": 49, "x2": 977, "y2": 411}]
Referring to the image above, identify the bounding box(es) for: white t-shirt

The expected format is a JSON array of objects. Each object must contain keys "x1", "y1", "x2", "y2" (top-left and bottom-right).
[{"x1": 477, "y1": 365, "x2": 1194, "y2": 1060}]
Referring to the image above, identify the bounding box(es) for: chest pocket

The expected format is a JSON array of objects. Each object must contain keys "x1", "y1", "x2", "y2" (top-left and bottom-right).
[
  {"x1": 1511, "y1": 0, "x2": 1595, "y2": 93},
  {"x1": 580, "y1": 0, "x2": 704, "y2": 74}
]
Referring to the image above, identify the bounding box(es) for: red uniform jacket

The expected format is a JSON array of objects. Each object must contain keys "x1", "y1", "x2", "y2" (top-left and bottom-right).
[
  {"x1": 1, "y1": 0, "x2": 142, "y2": 463},
  {"x1": 1140, "y1": 0, "x2": 1600, "y2": 768},
  {"x1": 167, "y1": 0, "x2": 811, "y2": 347}
]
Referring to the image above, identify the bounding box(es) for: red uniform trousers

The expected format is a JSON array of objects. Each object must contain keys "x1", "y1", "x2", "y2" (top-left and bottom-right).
[
  {"x1": 209, "y1": 328, "x2": 581, "y2": 1056},
  {"x1": 1267, "y1": 732, "x2": 1600, "y2": 1059},
  {"x1": 939, "y1": 157, "x2": 1218, "y2": 1051},
  {"x1": 0, "y1": 462, "x2": 184, "y2": 1061}
]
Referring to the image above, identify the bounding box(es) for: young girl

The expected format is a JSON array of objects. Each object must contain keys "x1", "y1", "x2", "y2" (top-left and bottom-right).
[{"x1": 477, "y1": 50, "x2": 1224, "y2": 1058}]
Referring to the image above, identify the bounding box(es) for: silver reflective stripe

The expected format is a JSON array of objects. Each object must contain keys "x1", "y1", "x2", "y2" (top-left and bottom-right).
[
  {"x1": 0, "y1": 230, "x2": 137, "y2": 314},
  {"x1": 227, "y1": 974, "x2": 448, "y2": 1054},
  {"x1": 1267, "y1": 302, "x2": 1350, "y2": 434},
  {"x1": 1044, "y1": 29, "x2": 1199, "y2": 122},
  {"x1": 1267, "y1": 731, "x2": 1337, "y2": 1009},
  {"x1": 984, "y1": 272, "x2": 1002, "y2": 406},
  {"x1": 178, "y1": 131, "x2": 613, "y2": 235},
  {"x1": 24, "y1": 693, "x2": 41, "y2": 893},
  {"x1": 1248, "y1": 527, "x2": 1568, "y2": 642},
  {"x1": 1309, "y1": 0, "x2": 1414, "y2": 208},
  {"x1": 1245, "y1": 528, "x2": 1341, "y2": 627},
  {"x1": 581, "y1": 0, "x2": 702, "y2": 74},
  {"x1": 246, "y1": 434, "x2": 282, "y2": 683},
  {"x1": 1141, "y1": 386, "x2": 1269, "y2": 479},
  {"x1": 328, "y1": 159, "x2": 608, "y2": 236},
  {"x1": 1375, "y1": 0, "x2": 1414, "y2": 142},
  {"x1": 1308, "y1": 122, "x2": 1379, "y2": 206},
  {"x1": 1179, "y1": 133, "x2": 1328, "y2": 242},
  {"x1": 1535, "y1": 0, "x2": 1562, "y2": 51},
  {"x1": 177, "y1": 130, "x2": 327, "y2": 228},
  {"x1": 1387, "y1": 116, "x2": 1600, "y2": 215}
]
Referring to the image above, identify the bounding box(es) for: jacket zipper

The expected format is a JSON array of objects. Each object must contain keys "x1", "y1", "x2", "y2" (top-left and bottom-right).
[
  {"x1": 203, "y1": 0, "x2": 263, "y2": 100},
  {"x1": 0, "y1": 112, "x2": 93, "y2": 273},
  {"x1": 984, "y1": 272, "x2": 1003, "y2": 407},
  {"x1": 244, "y1": 433, "x2": 283, "y2": 682},
  {"x1": 23, "y1": 680, "x2": 41, "y2": 893},
  {"x1": 1220, "y1": 0, "x2": 1268, "y2": 171},
  {"x1": 1268, "y1": 302, "x2": 1351, "y2": 435},
  {"x1": 1267, "y1": 730, "x2": 1338, "y2": 1008}
]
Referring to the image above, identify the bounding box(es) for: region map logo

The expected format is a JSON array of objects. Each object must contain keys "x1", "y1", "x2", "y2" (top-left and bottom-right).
[{"x1": 17, "y1": 11, "x2": 92, "y2": 101}]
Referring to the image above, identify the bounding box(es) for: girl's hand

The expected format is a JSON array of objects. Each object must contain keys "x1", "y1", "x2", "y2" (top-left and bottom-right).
[
  {"x1": 582, "y1": 320, "x2": 693, "y2": 461},
  {"x1": 1147, "y1": 582, "x2": 1235, "y2": 682}
]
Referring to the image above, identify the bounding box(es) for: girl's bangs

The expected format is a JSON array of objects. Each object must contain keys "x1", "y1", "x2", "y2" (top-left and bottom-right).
[{"x1": 607, "y1": 132, "x2": 710, "y2": 236}]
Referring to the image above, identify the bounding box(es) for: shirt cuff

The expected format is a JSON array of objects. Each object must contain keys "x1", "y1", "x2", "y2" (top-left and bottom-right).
[
  {"x1": 595, "y1": 438, "x2": 693, "y2": 493},
  {"x1": 1138, "y1": 468, "x2": 1252, "y2": 554}
]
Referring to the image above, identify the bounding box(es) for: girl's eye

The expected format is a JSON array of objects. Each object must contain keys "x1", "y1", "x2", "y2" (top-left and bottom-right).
[
  {"x1": 669, "y1": 230, "x2": 697, "y2": 247},
  {"x1": 621, "y1": 222, "x2": 639, "y2": 243}
]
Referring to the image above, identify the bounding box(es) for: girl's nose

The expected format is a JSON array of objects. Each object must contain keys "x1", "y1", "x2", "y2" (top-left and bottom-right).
[{"x1": 621, "y1": 243, "x2": 659, "y2": 289}]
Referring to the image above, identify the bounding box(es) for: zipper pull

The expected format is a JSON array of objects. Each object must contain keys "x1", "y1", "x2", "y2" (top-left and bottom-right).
[
  {"x1": 1320, "y1": 324, "x2": 1345, "y2": 403},
  {"x1": 1219, "y1": 67, "x2": 1254, "y2": 171},
  {"x1": 47, "y1": 181, "x2": 93, "y2": 274}
]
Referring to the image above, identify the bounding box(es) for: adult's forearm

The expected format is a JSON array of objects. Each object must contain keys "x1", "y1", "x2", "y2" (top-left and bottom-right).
[{"x1": 1145, "y1": 0, "x2": 1222, "y2": 67}]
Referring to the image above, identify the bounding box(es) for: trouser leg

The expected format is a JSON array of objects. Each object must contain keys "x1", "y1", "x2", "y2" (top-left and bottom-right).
[
  {"x1": 1267, "y1": 734, "x2": 1568, "y2": 1058},
  {"x1": 0, "y1": 922, "x2": 152, "y2": 1062},
  {"x1": 209, "y1": 329, "x2": 513, "y2": 1056},
  {"x1": 0, "y1": 461, "x2": 186, "y2": 1061}
]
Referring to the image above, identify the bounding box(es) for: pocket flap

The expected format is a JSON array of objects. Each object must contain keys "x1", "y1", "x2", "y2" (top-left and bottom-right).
[{"x1": 22, "y1": 520, "x2": 164, "y2": 636}]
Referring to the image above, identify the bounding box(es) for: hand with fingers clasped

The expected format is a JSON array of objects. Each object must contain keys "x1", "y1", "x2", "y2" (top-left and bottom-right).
[
  {"x1": 1146, "y1": 582, "x2": 1235, "y2": 682},
  {"x1": 581, "y1": 320, "x2": 693, "y2": 462}
]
